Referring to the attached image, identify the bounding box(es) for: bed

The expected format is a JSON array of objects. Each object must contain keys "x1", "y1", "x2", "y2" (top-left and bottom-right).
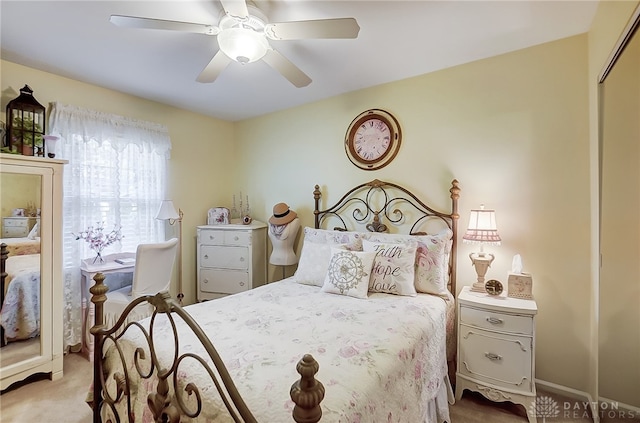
[
  {"x1": 0, "y1": 238, "x2": 42, "y2": 347},
  {"x1": 86, "y1": 178, "x2": 461, "y2": 422}
]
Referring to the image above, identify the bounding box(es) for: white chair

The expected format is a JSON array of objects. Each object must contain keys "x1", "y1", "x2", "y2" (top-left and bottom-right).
[{"x1": 102, "y1": 238, "x2": 179, "y2": 330}]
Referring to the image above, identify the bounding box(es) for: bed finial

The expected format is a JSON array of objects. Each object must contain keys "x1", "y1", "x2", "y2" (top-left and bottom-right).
[{"x1": 290, "y1": 354, "x2": 325, "y2": 423}]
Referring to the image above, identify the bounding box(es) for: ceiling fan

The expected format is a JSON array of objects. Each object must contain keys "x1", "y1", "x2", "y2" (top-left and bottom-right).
[{"x1": 110, "y1": 0, "x2": 360, "y2": 88}]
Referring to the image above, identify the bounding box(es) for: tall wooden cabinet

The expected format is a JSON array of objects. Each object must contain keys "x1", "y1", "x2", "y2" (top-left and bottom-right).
[{"x1": 0, "y1": 154, "x2": 67, "y2": 390}]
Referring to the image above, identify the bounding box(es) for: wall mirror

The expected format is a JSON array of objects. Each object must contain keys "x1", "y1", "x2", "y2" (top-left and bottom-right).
[
  {"x1": 0, "y1": 168, "x2": 46, "y2": 378},
  {"x1": 598, "y1": 3, "x2": 640, "y2": 412}
]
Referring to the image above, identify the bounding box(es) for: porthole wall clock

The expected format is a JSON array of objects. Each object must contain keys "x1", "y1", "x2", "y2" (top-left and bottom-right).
[{"x1": 344, "y1": 109, "x2": 401, "y2": 171}]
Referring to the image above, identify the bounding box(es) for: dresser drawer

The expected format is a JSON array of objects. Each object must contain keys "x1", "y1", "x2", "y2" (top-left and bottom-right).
[
  {"x1": 459, "y1": 325, "x2": 534, "y2": 392},
  {"x1": 460, "y1": 305, "x2": 533, "y2": 335},
  {"x1": 4, "y1": 218, "x2": 29, "y2": 228},
  {"x1": 200, "y1": 245, "x2": 249, "y2": 270},
  {"x1": 199, "y1": 229, "x2": 251, "y2": 246},
  {"x1": 199, "y1": 269, "x2": 249, "y2": 294},
  {"x1": 2, "y1": 225, "x2": 28, "y2": 238}
]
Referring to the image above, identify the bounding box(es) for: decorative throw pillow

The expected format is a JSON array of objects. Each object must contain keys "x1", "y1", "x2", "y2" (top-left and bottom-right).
[
  {"x1": 321, "y1": 248, "x2": 376, "y2": 299},
  {"x1": 362, "y1": 229, "x2": 453, "y2": 297},
  {"x1": 362, "y1": 239, "x2": 417, "y2": 296}
]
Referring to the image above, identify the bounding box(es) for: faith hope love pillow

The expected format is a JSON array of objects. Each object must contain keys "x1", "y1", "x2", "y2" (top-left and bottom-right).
[{"x1": 362, "y1": 239, "x2": 417, "y2": 296}]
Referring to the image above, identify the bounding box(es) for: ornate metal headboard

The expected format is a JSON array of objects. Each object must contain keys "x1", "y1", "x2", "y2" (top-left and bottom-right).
[{"x1": 313, "y1": 179, "x2": 460, "y2": 294}]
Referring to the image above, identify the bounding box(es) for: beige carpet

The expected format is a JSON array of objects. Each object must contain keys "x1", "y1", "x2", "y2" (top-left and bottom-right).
[{"x1": 0, "y1": 353, "x2": 635, "y2": 422}]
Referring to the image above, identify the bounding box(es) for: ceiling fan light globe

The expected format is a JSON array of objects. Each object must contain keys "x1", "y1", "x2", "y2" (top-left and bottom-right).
[{"x1": 218, "y1": 27, "x2": 268, "y2": 63}]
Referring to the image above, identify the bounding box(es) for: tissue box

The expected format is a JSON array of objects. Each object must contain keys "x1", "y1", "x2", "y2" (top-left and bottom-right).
[{"x1": 507, "y1": 273, "x2": 533, "y2": 299}]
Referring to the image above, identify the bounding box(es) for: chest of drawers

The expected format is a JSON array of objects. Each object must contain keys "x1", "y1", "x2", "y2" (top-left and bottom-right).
[
  {"x1": 196, "y1": 221, "x2": 267, "y2": 301},
  {"x1": 455, "y1": 286, "x2": 538, "y2": 423},
  {"x1": 2, "y1": 216, "x2": 38, "y2": 238}
]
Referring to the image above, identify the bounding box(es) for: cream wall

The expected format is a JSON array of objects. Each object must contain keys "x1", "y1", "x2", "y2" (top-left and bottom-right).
[
  {"x1": 236, "y1": 35, "x2": 592, "y2": 390},
  {"x1": 1, "y1": 60, "x2": 235, "y2": 304}
]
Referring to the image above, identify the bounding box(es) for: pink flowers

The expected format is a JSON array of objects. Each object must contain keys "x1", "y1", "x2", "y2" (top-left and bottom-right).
[{"x1": 74, "y1": 222, "x2": 123, "y2": 262}]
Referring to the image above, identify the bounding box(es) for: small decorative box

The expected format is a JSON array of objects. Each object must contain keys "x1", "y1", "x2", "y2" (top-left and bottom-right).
[
  {"x1": 507, "y1": 273, "x2": 534, "y2": 299},
  {"x1": 207, "y1": 207, "x2": 230, "y2": 225}
]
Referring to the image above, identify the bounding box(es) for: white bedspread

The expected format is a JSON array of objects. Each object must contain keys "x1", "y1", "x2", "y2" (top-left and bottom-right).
[
  {"x1": 1, "y1": 253, "x2": 41, "y2": 340},
  {"x1": 101, "y1": 279, "x2": 451, "y2": 422}
]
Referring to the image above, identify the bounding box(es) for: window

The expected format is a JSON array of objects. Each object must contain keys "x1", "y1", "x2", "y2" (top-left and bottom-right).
[{"x1": 49, "y1": 102, "x2": 172, "y2": 352}]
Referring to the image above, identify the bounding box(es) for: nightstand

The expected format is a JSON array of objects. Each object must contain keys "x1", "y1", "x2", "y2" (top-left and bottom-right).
[
  {"x1": 2, "y1": 216, "x2": 38, "y2": 238},
  {"x1": 455, "y1": 285, "x2": 538, "y2": 423}
]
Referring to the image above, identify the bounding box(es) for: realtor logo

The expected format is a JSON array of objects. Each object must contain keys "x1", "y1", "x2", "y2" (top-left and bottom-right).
[{"x1": 530, "y1": 395, "x2": 560, "y2": 421}]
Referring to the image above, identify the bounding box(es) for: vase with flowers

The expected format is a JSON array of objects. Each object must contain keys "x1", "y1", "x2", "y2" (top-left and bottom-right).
[{"x1": 74, "y1": 222, "x2": 123, "y2": 264}]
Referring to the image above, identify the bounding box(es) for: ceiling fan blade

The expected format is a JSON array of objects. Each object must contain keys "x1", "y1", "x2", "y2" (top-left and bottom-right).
[
  {"x1": 196, "y1": 51, "x2": 232, "y2": 83},
  {"x1": 219, "y1": 0, "x2": 249, "y2": 20},
  {"x1": 262, "y1": 49, "x2": 312, "y2": 88},
  {"x1": 110, "y1": 15, "x2": 219, "y2": 35},
  {"x1": 265, "y1": 18, "x2": 360, "y2": 40}
]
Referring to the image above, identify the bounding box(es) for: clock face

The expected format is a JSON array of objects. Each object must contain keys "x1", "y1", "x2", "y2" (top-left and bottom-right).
[
  {"x1": 345, "y1": 109, "x2": 401, "y2": 171},
  {"x1": 485, "y1": 279, "x2": 504, "y2": 296},
  {"x1": 353, "y1": 118, "x2": 391, "y2": 162}
]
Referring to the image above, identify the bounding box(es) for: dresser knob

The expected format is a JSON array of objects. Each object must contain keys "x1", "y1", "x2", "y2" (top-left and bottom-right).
[
  {"x1": 203, "y1": 279, "x2": 208, "y2": 284},
  {"x1": 234, "y1": 236, "x2": 239, "y2": 241},
  {"x1": 239, "y1": 257, "x2": 245, "y2": 262},
  {"x1": 486, "y1": 317, "x2": 503, "y2": 325},
  {"x1": 209, "y1": 235, "x2": 214, "y2": 240},
  {"x1": 239, "y1": 282, "x2": 245, "y2": 286},
  {"x1": 204, "y1": 254, "x2": 209, "y2": 259},
  {"x1": 485, "y1": 352, "x2": 502, "y2": 361}
]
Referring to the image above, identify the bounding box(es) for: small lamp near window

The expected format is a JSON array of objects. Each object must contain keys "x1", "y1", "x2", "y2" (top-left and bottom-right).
[
  {"x1": 156, "y1": 200, "x2": 184, "y2": 304},
  {"x1": 6, "y1": 85, "x2": 46, "y2": 157},
  {"x1": 463, "y1": 205, "x2": 501, "y2": 293}
]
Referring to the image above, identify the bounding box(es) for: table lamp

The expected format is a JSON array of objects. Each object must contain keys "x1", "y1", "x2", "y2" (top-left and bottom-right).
[
  {"x1": 463, "y1": 204, "x2": 501, "y2": 293},
  {"x1": 155, "y1": 200, "x2": 184, "y2": 304}
]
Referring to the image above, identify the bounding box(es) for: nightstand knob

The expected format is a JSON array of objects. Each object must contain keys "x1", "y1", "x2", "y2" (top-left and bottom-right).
[
  {"x1": 485, "y1": 352, "x2": 503, "y2": 361},
  {"x1": 486, "y1": 317, "x2": 503, "y2": 325},
  {"x1": 204, "y1": 254, "x2": 209, "y2": 259},
  {"x1": 234, "y1": 236, "x2": 239, "y2": 241},
  {"x1": 203, "y1": 279, "x2": 209, "y2": 284},
  {"x1": 239, "y1": 257, "x2": 245, "y2": 262},
  {"x1": 239, "y1": 282, "x2": 245, "y2": 286}
]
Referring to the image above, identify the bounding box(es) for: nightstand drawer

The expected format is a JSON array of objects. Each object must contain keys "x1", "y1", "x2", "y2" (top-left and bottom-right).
[
  {"x1": 199, "y1": 269, "x2": 249, "y2": 294},
  {"x1": 460, "y1": 305, "x2": 533, "y2": 335},
  {"x1": 459, "y1": 325, "x2": 534, "y2": 392},
  {"x1": 200, "y1": 245, "x2": 249, "y2": 270}
]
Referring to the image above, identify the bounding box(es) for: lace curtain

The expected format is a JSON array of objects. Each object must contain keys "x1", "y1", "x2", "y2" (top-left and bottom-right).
[{"x1": 49, "y1": 102, "x2": 172, "y2": 353}]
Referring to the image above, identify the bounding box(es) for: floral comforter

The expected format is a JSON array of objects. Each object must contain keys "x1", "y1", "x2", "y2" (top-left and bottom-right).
[
  {"x1": 1, "y1": 253, "x2": 40, "y2": 341},
  {"x1": 100, "y1": 279, "x2": 452, "y2": 422}
]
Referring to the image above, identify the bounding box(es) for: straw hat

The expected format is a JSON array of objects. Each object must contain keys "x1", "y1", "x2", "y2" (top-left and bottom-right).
[{"x1": 269, "y1": 202, "x2": 297, "y2": 225}]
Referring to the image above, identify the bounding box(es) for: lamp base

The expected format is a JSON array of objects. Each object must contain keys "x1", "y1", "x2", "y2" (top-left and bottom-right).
[
  {"x1": 470, "y1": 282, "x2": 487, "y2": 293},
  {"x1": 469, "y1": 252, "x2": 495, "y2": 293}
]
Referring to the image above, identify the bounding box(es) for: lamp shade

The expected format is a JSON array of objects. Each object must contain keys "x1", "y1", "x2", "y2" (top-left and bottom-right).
[
  {"x1": 155, "y1": 200, "x2": 180, "y2": 221},
  {"x1": 463, "y1": 205, "x2": 501, "y2": 245}
]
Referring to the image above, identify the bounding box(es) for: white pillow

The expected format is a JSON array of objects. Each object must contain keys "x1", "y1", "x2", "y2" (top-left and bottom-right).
[
  {"x1": 362, "y1": 229, "x2": 453, "y2": 297},
  {"x1": 293, "y1": 241, "x2": 334, "y2": 287},
  {"x1": 321, "y1": 248, "x2": 376, "y2": 299},
  {"x1": 301, "y1": 227, "x2": 363, "y2": 250},
  {"x1": 27, "y1": 222, "x2": 40, "y2": 240},
  {"x1": 362, "y1": 239, "x2": 417, "y2": 296}
]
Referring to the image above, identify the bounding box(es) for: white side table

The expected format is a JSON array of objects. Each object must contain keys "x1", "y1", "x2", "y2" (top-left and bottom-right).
[
  {"x1": 455, "y1": 285, "x2": 538, "y2": 423},
  {"x1": 80, "y1": 252, "x2": 136, "y2": 361}
]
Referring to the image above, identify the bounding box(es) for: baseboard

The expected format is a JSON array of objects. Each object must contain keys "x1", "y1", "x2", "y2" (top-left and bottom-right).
[
  {"x1": 535, "y1": 379, "x2": 599, "y2": 423},
  {"x1": 598, "y1": 396, "x2": 640, "y2": 417}
]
